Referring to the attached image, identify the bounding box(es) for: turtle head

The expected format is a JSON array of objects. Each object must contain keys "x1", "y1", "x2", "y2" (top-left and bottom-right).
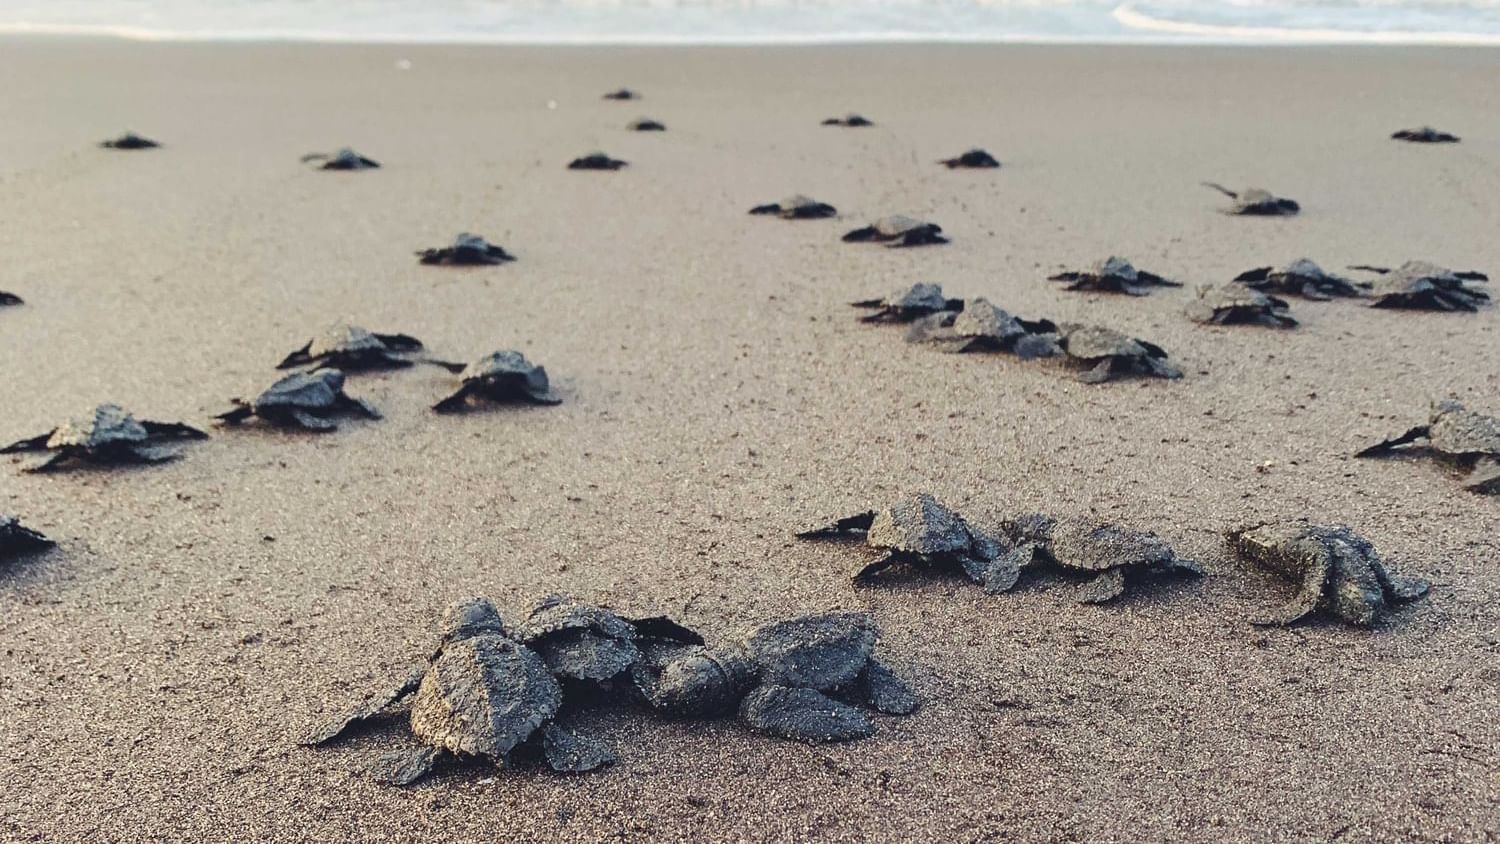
[{"x1": 438, "y1": 597, "x2": 506, "y2": 646}]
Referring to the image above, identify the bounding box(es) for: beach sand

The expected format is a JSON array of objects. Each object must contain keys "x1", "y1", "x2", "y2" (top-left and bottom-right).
[{"x1": 1, "y1": 39, "x2": 1497, "y2": 842}]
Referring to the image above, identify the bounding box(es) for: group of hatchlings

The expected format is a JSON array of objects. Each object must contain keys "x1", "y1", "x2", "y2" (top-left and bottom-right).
[{"x1": 0, "y1": 105, "x2": 1492, "y2": 787}]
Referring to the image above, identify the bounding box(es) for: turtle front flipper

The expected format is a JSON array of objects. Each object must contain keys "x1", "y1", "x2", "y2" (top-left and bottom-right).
[
  {"x1": 122, "y1": 447, "x2": 180, "y2": 465},
  {"x1": 0, "y1": 431, "x2": 55, "y2": 454},
  {"x1": 431, "y1": 385, "x2": 475, "y2": 414},
  {"x1": 1201, "y1": 182, "x2": 1238, "y2": 199},
  {"x1": 22, "y1": 450, "x2": 79, "y2": 473},
  {"x1": 423, "y1": 358, "x2": 468, "y2": 374},
  {"x1": 852, "y1": 554, "x2": 898, "y2": 584},
  {"x1": 540, "y1": 724, "x2": 615, "y2": 773},
  {"x1": 1368, "y1": 556, "x2": 1430, "y2": 603},
  {"x1": 1461, "y1": 458, "x2": 1500, "y2": 494},
  {"x1": 368, "y1": 746, "x2": 443, "y2": 786},
  {"x1": 290, "y1": 411, "x2": 339, "y2": 432},
  {"x1": 738, "y1": 684, "x2": 874, "y2": 743},
  {"x1": 1078, "y1": 568, "x2": 1128, "y2": 604},
  {"x1": 141, "y1": 420, "x2": 211, "y2": 441},
  {"x1": 841, "y1": 226, "x2": 879, "y2": 243},
  {"x1": 853, "y1": 658, "x2": 919, "y2": 715},
  {"x1": 1251, "y1": 554, "x2": 1330, "y2": 627},
  {"x1": 969, "y1": 542, "x2": 1040, "y2": 594},
  {"x1": 276, "y1": 343, "x2": 314, "y2": 370},
  {"x1": 301, "y1": 666, "x2": 427, "y2": 746},
  {"x1": 796, "y1": 511, "x2": 876, "y2": 539},
  {"x1": 1353, "y1": 425, "x2": 1429, "y2": 458},
  {"x1": 340, "y1": 396, "x2": 383, "y2": 420},
  {"x1": 213, "y1": 403, "x2": 255, "y2": 426},
  {"x1": 748, "y1": 203, "x2": 781, "y2": 215},
  {"x1": 1078, "y1": 358, "x2": 1117, "y2": 384}
]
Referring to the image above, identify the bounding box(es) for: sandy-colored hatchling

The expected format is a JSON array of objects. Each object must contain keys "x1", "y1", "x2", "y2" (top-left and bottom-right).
[
  {"x1": 842, "y1": 215, "x2": 947, "y2": 247},
  {"x1": 277, "y1": 323, "x2": 424, "y2": 371},
  {"x1": 1049, "y1": 257, "x2": 1182, "y2": 296},
  {"x1": 2, "y1": 404, "x2": 207, "y2": 472},
  {"x1": 215, "y1": 369, "x2": 379, "y2": 432},
  {"x1": 1356, "y1": 400, "x2": 1500, "y2": 493},
  {"x1": 1203, "y1": 182, "x2": 1300, "y2": 216}
]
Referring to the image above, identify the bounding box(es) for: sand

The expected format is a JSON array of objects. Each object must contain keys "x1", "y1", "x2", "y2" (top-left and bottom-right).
[{"x1": 1, "y1": 38, "x2": 1497, "y2": 842}]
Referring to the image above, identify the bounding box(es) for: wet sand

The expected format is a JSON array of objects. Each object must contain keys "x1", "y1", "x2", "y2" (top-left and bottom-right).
[{"x1": 1, "y1": 39, "x2": 1497, "y2": 842}]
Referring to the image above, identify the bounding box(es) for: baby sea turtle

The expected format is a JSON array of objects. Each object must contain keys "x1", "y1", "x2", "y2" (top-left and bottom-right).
[
  {"x1": 1056, "y1": 324, "x2": 1182, "y2": 384},
  {"x1": 939, "y1": 149, "x2": 1000, "y2": 169},
  {"x1": 1, "y1": 291, "x2": 22, "y2": 306},
  {"x1": 851, "y1": 283, "x2": 962, "y2": 323},
  {"x1": 822, "y1": 114, "x2": 873, "y2": 127},
  {"x1": 1, "y1": 514, "x2": 55, "y2": 560},
  {"x1": 514, "y1": 595, "x2": 701, "y2": 689},
  {"x1": 416, "y1": 232, "x2": 515, "y2": 266},
  {"x1": 300, "y1": 148, "x2": 380, "y2": 170},
  {"x1": 302, "y1": 597, "x2": 604, "y2": 784},
  {"x1": 1226, "y1": 522, "x2": 1428, "y2": 626},
  {"x1": 603, "y1": 88, "x2": 639, "y2": 100},
  {"x1": 277, "y1": 324, "x2": 424, "y2": 371},
  {"x1": 1232, "y1": 259, "x2": 1367, "y2": 300},
  {"x1": 748, "y1": 195, "x2": 837, "y2": 220},
  {"x1": 627, "y1": 118, "x2": 665, "y2": 131},
  {"x1": 1185, "y1": 284, "x2": 1298, "y2": 328},
  {"x1": 1048, "y1": 257, "x2": 1182, "y2": 296},
  {"x1": 905, "y1": 298, "x2": 1060, "y2": 357},
  {"x1": 431, "y1": 351, "x2": 562, "y2": 413},
  {"x1": 1355, "y1": 400, "x2": 1500, "y2": 493},
  {"x1": 100, "y1": 132, "x2": 159, "y2": 150},
  {"x1": 842, "y1": 216, "x2": 947, "y2": 247},
  {"x1": 1202, "y1": 182, "x2": 1300, "y2": 216},
  {"x1": 1001, "y1": 515, "x2": 1204, "y2": 603},
  {"x1": 1, "y1": 404, "x2": 207, "y2": 473},
  {"x1": 633, "y1": 611, "x2": 917, "y2": 743},
  {"x1": 1352, "y1": 261, "x2": 1489, "y2": 311},
  {"x1": 215, "y1": 369, "x2": 380, "y2": 432},
  {"x1": 1392, "y1": 127, "x2": 1459, "y2": 143},
  {"x1": 568, "y1": 152, "x2": 627, "y2": 171},
  {"x1": 797, "y1": 493, "x2": 1009, "y2": 587}
]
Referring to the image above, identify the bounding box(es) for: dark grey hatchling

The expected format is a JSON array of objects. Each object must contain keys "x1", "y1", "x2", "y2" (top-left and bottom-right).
[
  {"x1": 1185, "y1": 285, "x2": 1298, "y2": 327},
  {"x1": 1, "y1": 404, "x2": 207, "y2": 472},
  {"x1": 749, "y1": 195, "x2": 837, "y2": 219},
  {"x1": 100, "y1": 132, "x2": 159, "y2": 150},
  {"x1": 602, "y1": 88, "x2": 639, "y2": 100},
  {"x1": 1391, "y1": 127, "x2": 1459, "y2": 143},
  {"x1": 1232, "y1": 259, "x2": 1367, "y2": 300},
  {"x1": 215, "y1": 369, "x2": 380, "y2": 432},
  {"x1": 1, "y1": 291, "x2": 22, "y2": 306},
  {"x1": 1, "y1": 514, "x2": 55, "y2": 560},
  {"x1": 431, "y1": 351, "x2": 562, "y2": 413},
  {"x1": 1048, "y1": 257, "x2": 1182, "y2": 296},
  {"x1": 277, "y1": 323, "x2": 424, "y2": 371},
  {"x1": 301, "y1": 598, "x2": 605, "y2": 785},
  {"x1": 568, "y1": 152, "x2": 628, "y2": 170},
  {"x1": 905, "y1": 298, "x2": 1060, "y2": 357},
  {"x1": 627, "y1": 118, "x2": 665, "y2": 131},
  {"x1": 1226, "y1": 522, "x2": 1428, "y2": 626},
  {"x1": 1202, "y1": 182, "x2": 1300, "y2": 216},
  {"x1": 939, "y1": 149, "x2": 1000, "y2": 169},
  {"x1": 1055, "y1": 324, "x2": 1182, "y2": 384},
  {"x1": 514, "y1": 595, "x2": 701, "y2": 694},
  {"x1": 851, "y1": 283, "x2": 962, "y2": 323},
  {"x1": 999, "y1": 515, "x2": 1203, "y2": 603},
  {"x1": 797, "y1": 493, "x2": 1010, "y2": 589},
  {"x1": 1355, "y1": 400, "x2": 1500, "y2": 493},
  {"x1": 416, "y1": 233, "x2": 516, "y2": 266},
  {"x1": 842, "y1": 215, "x2": 947, "y2": 247},
  {"x1": 1352, "y1": 261, "x2": 1489, "y2": 312},
  {"x1": 632, "y1": 611, "x2": 917, "y2": 743},
  {"x1": 822, "y1": 114, "x2": 873, "y2": 127},
  {"x1": 301, "y1": 148, "x2": 380, "y2": 170}
]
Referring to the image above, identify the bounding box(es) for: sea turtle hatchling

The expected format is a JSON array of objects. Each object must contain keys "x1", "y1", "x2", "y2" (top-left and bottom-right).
[
  {"x1": 748, "y1": 195, "x2": 837, "y2": 219},
  {"x1": 1, "y1": 291, "x2": 22, "y2": 306},
  {"x1": 602, "y1": 88, "x2": 639, "y2": 100},
  {"x1": 301, "y1": 597, "x2": 608, "y2": 784},
  {"x1": 842, "y1": 215, "x2": 947, "y2": 247},
  {"x1": 796, "y1": 493, "x2": 1010, "y2": 588},
  {"x1": 627, "y1": 118, "x2": 665, "y2": 131},
  {"x1": 1392, "y1": 126, "x2": 1459, "y2": 143},
  {"x1": 851, "y1": 283, "x2": 962, "y2": 323},
  {"x1": 939, "y1": 149, "x2": 1000, "y2": 169},
  {"x1": 568, "y1": 152, "x2": 628, "y2": 171},
  {"x1": 1048, "y1": 257, "x2": 1182, "y2": 296},
  {"x1": 100, "y1": 132, "x2": 159, "y2": 150},
  {"x1": 822, "y1": 114, "x2": 873, "y2": 127},
  {"x1": 905, "y1": 298, "x2": 1060, "y2": 358},
  {"x1": 300, "y1": 148, "x2": 380, "y2": 170},
  {"x1": 1, "y1": 404, "x2": 207, "y2": 473},
  {"x1": 276, "y1": 323, "x2": 425, "y2": 371},
  {"x1": 1232, "y1": 259, "x2": 1368, "y2": 300},
  {"x1": 1202, "y1": 182, "x2": 1300, "y2": 216},
  {"x1": 214, "y1": 369, "x2": 380, "y2": 432},
  {"x1": 1000, "y1": 514, "x2": 1204, "y2": 603},
  {"x1": 431, "y1": 351, "x2": 562, "y2": 413},
  {"x1": 514, "y1": 595, "x2": 702, "y2": 687},
  {"x1": 1355, "y1": 400, "x2": 1500, "y2": 493},
  {"x1": 1351, "y1": 261, "x2": 1489, "y2": 312},
  {"x1": 1055, "y1": 324, "x2": 1182, "y2": 384},
  {"x1": 1226, "y1": 522, "x2": 1429, "y2": 626},
  {"x1": 416, "y1": 233, "x2": 516, "y2": 266},
  {"x1": 1185, "y1": 284, "x2": 1298, "y2": 328},
  {"x1": 1, "y1": 514, "x2": 55, "y2": 560},
  {"x1": 632, "y1": 611, "x2": 917, "y2": 743}
]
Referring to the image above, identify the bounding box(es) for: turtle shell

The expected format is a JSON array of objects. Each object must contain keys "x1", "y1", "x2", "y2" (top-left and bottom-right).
[
  {"x1": 865, "y1": 493, "x2": 979, "y2": 558},
  {"x1": 253, "y1": 370, "x2": 348, "y2": 412},
  {"x1": 870, "y1": 216, "x2": 931, "y2": 238},
  {"x1": 307, "y1": 325, "x2": 393, "y2": 359},
  {"x1": 1047, "y1": 521, "x2": 1192, "y2": 574},
  {"x1": 1426, "y1": 401, "x2": 1500, "y2": 457},
  {"x1": 47, "y1": 405, "x2": 149, "y2": 450},
  {"x1": 515, "y1": 595, "x2": 641, "y2": 682},
  {"x1": 1185, "y1": 285, "x2": 1297, "y2": 327},
  {"x1": 408, "y1": 633, "x2": 561, "y2": 758},
  {"x1": 1060, "y1": 325, "x2": 1160, "y2": 361},
  {"x1": 737, "y1": 611, "x2": 876, "y2": 692},
  {"x1": 948, "y1": 299, "x2": 1028, "y2": 342}
]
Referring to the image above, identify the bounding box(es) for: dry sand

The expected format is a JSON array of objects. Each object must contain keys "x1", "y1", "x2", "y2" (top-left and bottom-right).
[{"x1": 1, "y1": 38, "x2": 1498, "y2": 842}]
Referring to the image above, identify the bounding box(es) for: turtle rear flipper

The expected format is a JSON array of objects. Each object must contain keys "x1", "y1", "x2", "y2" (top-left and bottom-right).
[
  {"x1": 0, "y1": 292, "x2": 22, "y2": 306},
  {"x1": 842, "y1": 226, "x2": 878, "y2": 243},
  {"x1": 424, "y1": 359, "x2": 468, "y2": 374},
  {"x1": 1078, "y1": 568, "x2": 1127, "y2": 604},
  {"x1": 748, "y1": 203, "x2": 781, "y2": 215},
  {"x1": 1, "y1": 432, "x2": 54, "y2": 454},
  {"x1": 276, "y1": 343, "x2": 314, "y2": 370},
  {"x1": 1234, "y1": 267, "x2": 1272, "y2": 284},
  {"x1": 342, "y1": 396, "x2": 382, "y2": 420},
  {"x1": 795, "y1": 511, "x2": 876, "y2": 539},
  {"x1": 541, "y1": 724, "x2": 615, "y2": 773},
  {"x1": 301, "y1": 665, "x2": 427, "y2": 746},
  {"x1": 141, "y1": 420, "x2": 210, "y2": 441},
  {"x1": 1354, "y1": 425, "x2": 1429, "y2": 458},
  {"x1": 1462, "y1": 458, "x2": 1500, "y2": 493},
  {"x1": 368, "y1": 746, "x2": 443, "y2": 786},
  {"x1": 738, "y1": 685, "x2": 874, "y2": 743},
  {"x1": 1251, "y1": 556, "x2": 1331, "y2": 627},
  {"x1": 1201, "y1": 182, "x2": 1238, "y2": 199},
  {"x1": 290, "y1": 411, "x2": 339, "y2": 432},
  {"x1": 214, "y1": 404, "x2": 255, "y2": 426},
  {"x1": 22, "y1": 451, "x2": 79, "y2": 474},
  {"x1": 432, "y1": 386, "x2": 474, "y2": 414},
  {"x1": 374, "y1": 332, "x2": 423, "y2": 352},
  {"x1": 854, "y1": 658, "x2": 918, "y2": 716},
  {"x1": 852, "y1": 553, "x2": 898, "y2": 583}
]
